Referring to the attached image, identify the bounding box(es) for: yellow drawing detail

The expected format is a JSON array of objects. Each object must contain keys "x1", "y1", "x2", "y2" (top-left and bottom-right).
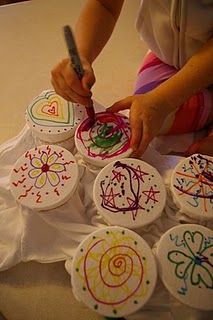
[
  {"x1": 75, "y1": 231, "x2": 149, "y2": 312},
  {"x1": 33, "y1": 96, "x2": 68, "y2": 123}
]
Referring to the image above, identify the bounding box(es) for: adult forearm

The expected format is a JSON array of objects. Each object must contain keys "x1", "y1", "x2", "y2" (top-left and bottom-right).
[
  {"x1": 153, "y1": 37, "x2": 213, "y2": 113},
  {"x1": 74, "y1": 0, "x2": 124, "y2": 64}
]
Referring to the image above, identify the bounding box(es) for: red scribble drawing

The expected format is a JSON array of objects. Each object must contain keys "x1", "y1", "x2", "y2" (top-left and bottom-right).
[
  {"x1": 18, "y1": 186, "x2": 33, "y2": 199},
  {"x1": 12, "y1": 177, "x2": 26, "y2": 187},
  {"x1": 36, "y1": 191, "x2": 42, "y2": 203},
  {"x1": 62, "y1": 175, "x2": 71, "y2": 180},
  {"x1": 47, "y1": 145, "x2": 51, "y2": 155},
  {"x1": 63, "y1": 160, "x2": 74, "y2": 166},
  {"x1": 25, "y1": 151, "x2": 32, "y2": 161},
  {"x1": 14, "y1": 165, "x2": 27, "y2": 173},
  {"x1": 58, "y1": 151, "x2": 64, "y2": 158},
  {"x1": 54, "y1": 187, "x2": 60, "y2": 196}
]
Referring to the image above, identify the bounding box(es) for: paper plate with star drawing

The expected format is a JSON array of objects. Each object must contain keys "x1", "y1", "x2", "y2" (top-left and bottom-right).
[
  {"x1": 171, "y1": 154, "x2": 213, "y2": 221},
  {"x1": 10, "y1": 145, "x2": 78, "y2": 210},
  {"x1": 25, "y1": 89, "x2": 86, "y2": 142},
  {"x1": 156, "y1": 224, "x2": 213, "y2": 310},
  {"x1": 93, "y1": 158, "x2": 166, "y2": 228},
  {"x1": 71, "y1": 226, "x2": 157, "y2": 318},
  {"x1": 74, "y1": 112, "x2": 132, "y2": 167}
]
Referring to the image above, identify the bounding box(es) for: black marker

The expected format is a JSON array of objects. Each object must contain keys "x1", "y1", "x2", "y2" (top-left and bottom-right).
[{"x1": 63, "y1": 25, "x2": 95, "y2": 120}]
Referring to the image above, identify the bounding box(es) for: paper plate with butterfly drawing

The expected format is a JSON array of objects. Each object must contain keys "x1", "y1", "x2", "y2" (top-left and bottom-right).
[
  {"x1": 26, "y1": 90, "x2": 86, "y2": 142},
  {"x1": 156, "y1": 224, "x2": 213, "y2": 310},
  {"x1": 10, "y1": 145, "x2": 78, "y2": 210},
  {"x1": 75, "y1": 112, "x2": 132, "y2": 167},
  {"x1": 93, "y1": 158, "x2": 166, "y2": 228}
]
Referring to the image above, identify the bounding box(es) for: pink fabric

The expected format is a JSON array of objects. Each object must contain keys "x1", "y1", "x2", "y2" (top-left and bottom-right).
[{"x1": 134, "y1": 52, "x2": 212, "y2": 134}]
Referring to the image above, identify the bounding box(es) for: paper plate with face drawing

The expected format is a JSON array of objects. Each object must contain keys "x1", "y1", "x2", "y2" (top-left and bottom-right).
[
  {"x1": 171, "y1": 154, "x2": 213, "y2": 221},
  {"x1": 26, "y1": 90, "x2": 86, "y2": 142},
  {"x1": 93, "y1": 158, "x2": 166, "y2": 228},
  {"x1": 10, "y1": 145, "x2": 78, "y2": 210},
  {"x1": 75, "y1": 112, "x2": 132, "y2": 167},
  {"x1": 156, "y1": 224, "x2": 213, "y2": 310},
  {"x1": 71, "y1": 226, "x2": 157, "y2": 317}
]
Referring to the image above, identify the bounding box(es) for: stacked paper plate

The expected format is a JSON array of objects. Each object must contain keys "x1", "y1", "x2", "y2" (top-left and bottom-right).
[
  {"x1": 75, "y1": 112, "x2": 132, "y2": 167},
  {"x1": 93, "y1": 158, "x2": 166, "y2": 228},
  {"x1": 155, "y1": 224, "x2": 213, "y2": 310},
  {"x1": 171, "y1": 154, "x2": 213, "y2": 221},
  {"x1": 71, "y1": 226, "x2": 157, "y2": 318},
  {"x1": 25, "y1": 90, "x2": 86, "y2": 150},
  {"x1": 10, "y1": 145, "x2": 78, "y2": 210}
]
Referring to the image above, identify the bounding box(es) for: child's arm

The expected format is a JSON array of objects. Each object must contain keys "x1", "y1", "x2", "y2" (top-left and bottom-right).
[
  {"x1": 154, "y1": 37, "x2": 213, "y2": 113},
  {"x1": 108, "y1": 37, "x2": 213, "y2": 157},
  {"x1": 51, "y1": 0, "x2": 124, "y2": 105},
  {"x1": 75, "y1": 0, "x2": 124, "y2": 64}
]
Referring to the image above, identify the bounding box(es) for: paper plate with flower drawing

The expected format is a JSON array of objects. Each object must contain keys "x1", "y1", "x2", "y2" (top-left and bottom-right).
[
  {"x1": 25, "y1": 90, "x2": 86, "y2": 142},
  {"x1": 71, "y1": 226, "x2": 157, "y2": 317},
  {"x1": 75, "y1": 112, "x2": 132, "y2": 167},
  {"x1": 10, "y1": 145, "x2": 78, "y2": 210},
  {"x1": 171, "y1": 154, "x2": 213, "y2": 221},
  {"x1": 93, "y1": 158, "x2": 166, "y2": 228},
  {"x1": 156, "y1": 224, "x2": 213, "y2": 310}
]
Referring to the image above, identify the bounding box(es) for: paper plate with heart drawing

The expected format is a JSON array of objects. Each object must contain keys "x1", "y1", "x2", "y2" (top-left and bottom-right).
[{"x1": 26, "y1": 90, "x2": 86, "y2": 142}]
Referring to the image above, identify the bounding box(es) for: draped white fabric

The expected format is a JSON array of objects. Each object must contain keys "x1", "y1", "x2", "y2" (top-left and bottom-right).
[{"x1": 0, "y1": 121, "x2": 212, "y2": 319}]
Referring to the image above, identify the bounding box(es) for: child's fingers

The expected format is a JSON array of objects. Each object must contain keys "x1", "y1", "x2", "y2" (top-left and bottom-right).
[
  {"x1": 133, "y1": 123, "x2": 151, "y2": 158},
  {"x1": 51, "y1": 60, "x2": 93, "y2": 105},
  {"x1": 51, "y1": 58, "x2": 93, "y2": 104},
  {"x1": 51, "y1": 72, "x2": 75, "y2": 101},
  {"x1": 129, "y1": 109, "x2": 142, "y2": 152},
  {"x1": 107, "y1": 96, "x2": 133, "y2": 112},
  {"x1": 130, "y1": 103, "x2": 152, "y2": 157},
  {"x1": 81, "y1": 67, "x2": 96, "y2": 92},
  {"x1": 51, "y1": 70, "x2": 92, "y2": 105},
  {"x1": 59, "y1": 59, "x2": 92, "y2": 97}
]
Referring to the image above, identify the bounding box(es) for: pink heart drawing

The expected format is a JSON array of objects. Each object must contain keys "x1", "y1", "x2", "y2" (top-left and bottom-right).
[{"x1": 41, "y1": 101, "x2": 59, "y2": 116}]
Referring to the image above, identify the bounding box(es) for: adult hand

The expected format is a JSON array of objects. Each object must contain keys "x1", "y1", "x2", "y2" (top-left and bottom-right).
[
  {"x1": 107, "y1": 92, "x2": 171, "y2": 157},
  {"x1": 51, "y1": 57, "x2": 96, "y2": 105}
]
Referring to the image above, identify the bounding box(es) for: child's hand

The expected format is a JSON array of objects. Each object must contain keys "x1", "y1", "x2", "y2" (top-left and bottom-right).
[
  {"x1": 107, "y1": 92, "x2": 170, "y2": 157},
  {"x1": 51, "y1": 57, "x2": 95, "y2": 105}
]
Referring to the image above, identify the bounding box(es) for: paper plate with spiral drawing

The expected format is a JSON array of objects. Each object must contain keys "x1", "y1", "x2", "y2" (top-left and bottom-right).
[{"x1": 71, "y1": 226, "x2": 157, "y2": 317}]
